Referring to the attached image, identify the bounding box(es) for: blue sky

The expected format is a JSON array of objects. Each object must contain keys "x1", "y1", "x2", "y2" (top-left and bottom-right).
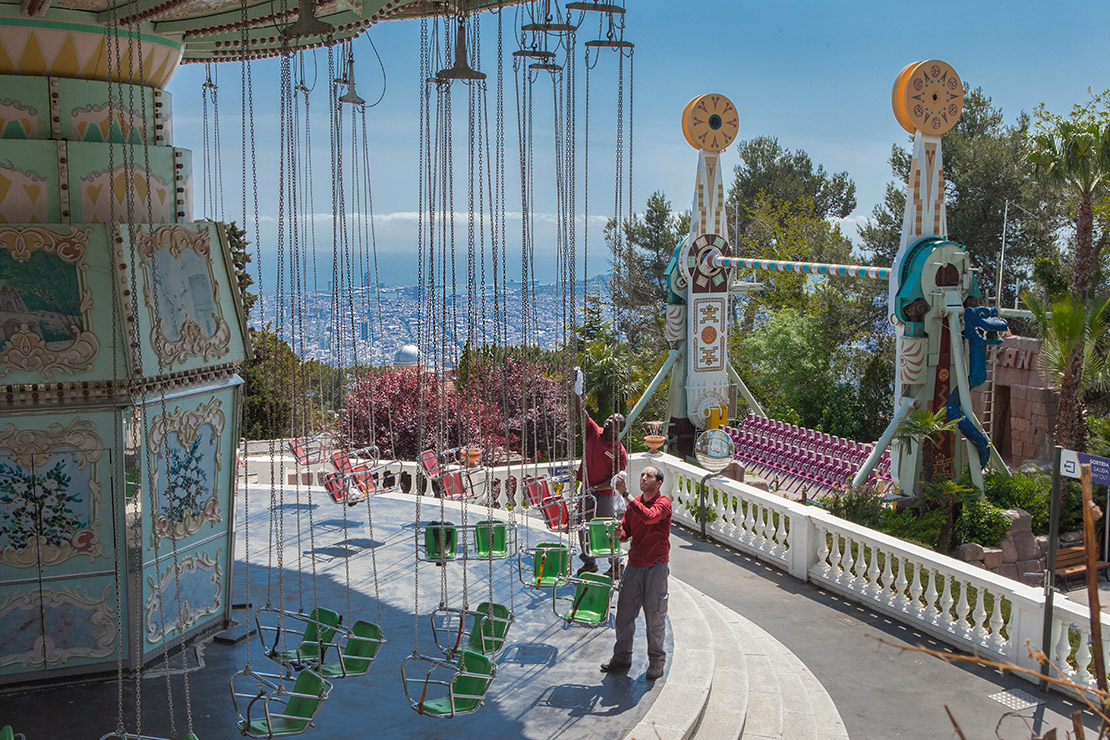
[{"x1": 167, "y1": 0, "x2": 1110, "y2": 290}]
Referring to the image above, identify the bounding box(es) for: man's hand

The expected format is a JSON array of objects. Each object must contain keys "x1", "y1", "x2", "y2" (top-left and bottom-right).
[
  {"x1": 612, "y1": 471, "x2": 627, "y2": 495},
  {"x1": 574, "y1": 366, "x2": 584, "y2": 396}
]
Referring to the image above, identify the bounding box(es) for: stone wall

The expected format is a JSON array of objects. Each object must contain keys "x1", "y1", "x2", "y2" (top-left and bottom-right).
[{"x1": 970, "y1": 335, "x2": 1057, "y2": 467}]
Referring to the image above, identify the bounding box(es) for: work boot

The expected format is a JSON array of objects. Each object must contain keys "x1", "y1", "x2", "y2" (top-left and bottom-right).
[
  {"x1": 645, "y1": 663, "x2": 665, "y2": 680},
  {"x1": 600, "y1": 657, "x2": 631, "y2": 673},
  {"x1": 576, "y1": 562, "x2": 598, "y2": 576}
]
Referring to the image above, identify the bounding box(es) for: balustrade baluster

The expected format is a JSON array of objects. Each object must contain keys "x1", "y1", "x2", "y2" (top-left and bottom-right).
[
  {"x1": 955, "y1": 577, "x2": 970, "y2": 636},
  {"x1": 851, "y1": 537, "x2": 867, "y2": 591},
  {"x1": 838, "y1": 532, "x2": 854, "y2": 584},
  {"x1": 1074, "y1": 628, "x2": 1093, "y2": 686},
  {"x1": 972, "y1": 585, "x2": 990, "y2": 643},
  {"x1": 939, "y1": 573, "x2": 955, "y2": 632},
  {"x1": 829, "y1": 531, "x2": 843, "y2": 580},
  {"x1": 1053, "y1": 620, "x2": 1074, "y2": 682},
  {"x1": 987, "y1": 593, "x2": 1005, "y2": 648},
  {"x1": 773, "y1": 509, "x2": 788, "y2": 556},
  {"x1": 866, "y1": 544, "x2": 881, "y2": 595},
  {"x1": 742, "y1": 499, "x2": 756, "y2": 542},
  {"x1": 895, "y1": 556, "x2": 910, "y2": 606},
  {"x1": 816, "y1": 525, "x2": 831, "y2": 576},
  {"x1": 880, "y1": 550, "x2": 895, "y2": 605},
  {"x1": 908, "y1": 562, "x2": 924, "y2": 617},
  {"x1": 759, "y1": 505, "x2": 772, "y2": 547},
  {"x1": 924, "y1": 569, "x2": 940, "y2": 621},
  {"x1": 713, "y1": 483, "x2": 725, "y2": 528}
]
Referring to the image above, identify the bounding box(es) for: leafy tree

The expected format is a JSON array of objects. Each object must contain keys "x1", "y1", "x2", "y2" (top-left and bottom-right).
[
  {"x1": 225, "y1": 221, "x2": 258, "y2": 315},
  {"x1": 1028, "y1": 92, "x2": 1110, "y2": 303},
  {"x1": 609, "y1": 192, "x2": 687, "y2": 352},
  {"x1": 240, "y1": 329, "x2": 303, "y2": 440},
  {"x1": 725, "y1": 136, "x2": 856, "y2": 241},
  {"x1": 893, "y1": 407, "x2": 961, "y2": 486}
]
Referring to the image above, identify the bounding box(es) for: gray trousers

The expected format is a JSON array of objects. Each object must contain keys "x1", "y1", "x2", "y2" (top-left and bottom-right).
[
  {"x1": 613, "y1": 561, "x2": 669, "y2": 668},
  {"x1": 578, "y1": 491, "x2": 615, "y2": 566}
]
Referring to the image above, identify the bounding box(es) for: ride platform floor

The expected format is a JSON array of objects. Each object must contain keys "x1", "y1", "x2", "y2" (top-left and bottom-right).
[{"x1": 1, "y1": 487, "x2": 667, "y2": 740}]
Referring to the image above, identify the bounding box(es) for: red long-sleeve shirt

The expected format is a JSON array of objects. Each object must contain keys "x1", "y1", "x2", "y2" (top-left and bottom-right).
[
  {"x1": 576, "y1": 417, "x2": 627, "y2": 491},
  {"x1": 619, "y1": 492, "x2": 672, "y2": 567}
]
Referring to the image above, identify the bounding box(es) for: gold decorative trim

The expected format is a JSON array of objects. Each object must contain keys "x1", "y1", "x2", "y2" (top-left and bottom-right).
[
  {"x1": 0, "y1": 226, "x2": 99, "y2": 378},
  {"x1": 0, "y1": 419, "x2": 104, "y2": 567},
  {"x1": 144, "y1": 549, "x2": 222, "y2": 643},
  {"x1": 135, "y1": 224, "x2": 231, "y2": 368}
]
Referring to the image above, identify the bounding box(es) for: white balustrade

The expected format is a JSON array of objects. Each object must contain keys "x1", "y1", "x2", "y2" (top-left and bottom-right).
[{"x1": 628, "y1": 452, "x2": 1110, "y2": 699}]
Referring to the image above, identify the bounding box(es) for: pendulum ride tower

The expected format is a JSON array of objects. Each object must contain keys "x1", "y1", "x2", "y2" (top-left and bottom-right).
[{"x1": 0, "y1": 0, "x2": 508, "y2": 685}]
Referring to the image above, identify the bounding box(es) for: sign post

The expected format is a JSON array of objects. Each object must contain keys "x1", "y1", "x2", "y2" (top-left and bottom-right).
[{"x1": 1041, "y1": 446, "x2": 1110, "y2": 691}]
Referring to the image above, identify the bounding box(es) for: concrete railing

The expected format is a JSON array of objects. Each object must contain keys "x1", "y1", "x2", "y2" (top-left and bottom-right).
[{"x1": 630, "y1": 452, "x2": 1110, "y2": 696}]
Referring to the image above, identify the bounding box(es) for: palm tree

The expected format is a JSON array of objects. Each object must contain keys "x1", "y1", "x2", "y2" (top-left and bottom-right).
[
  {"x1": 893, "y1": 407, "x2": 961, "y2": 486},
  {"x1": 1023, "y1": 292, "x2": 1110, "y2": 452},
  {"x1": 1026, "y1": 119, "x2": 1110, "y2": 303},
  {"x1": 580, "y1": 338, "x2": 632, "y2": 422}
]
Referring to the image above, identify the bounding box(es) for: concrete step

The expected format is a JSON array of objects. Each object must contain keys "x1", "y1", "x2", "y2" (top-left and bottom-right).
[
  {"x1": 689, "y1": 588, "x2": 849, "y2": 740},
  {"x1": 622, "y1": 579, "x2": 715, "y2": 740},
  {"x1": 687, "y1": 587, "x2": 747, "y2": 740}
]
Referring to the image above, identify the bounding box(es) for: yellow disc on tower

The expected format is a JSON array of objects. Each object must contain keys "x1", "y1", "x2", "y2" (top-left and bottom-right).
[
  {"x1": 891, "y1": 61, "x2": 920, "y2": 134},
  {"x1": 683, "y1": 93, "x2": 739, "y2": 152},
  {"x1": 681, "y1": 96, "x2": 700, "y2": 149},
  {"x1": 901, "y1": 60, "x2": 962, "y2": 135}
]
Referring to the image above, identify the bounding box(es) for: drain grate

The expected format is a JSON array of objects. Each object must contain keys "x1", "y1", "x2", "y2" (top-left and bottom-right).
[{"x1": 988, "y1": 688, "x2": 1043, "y2": 711}]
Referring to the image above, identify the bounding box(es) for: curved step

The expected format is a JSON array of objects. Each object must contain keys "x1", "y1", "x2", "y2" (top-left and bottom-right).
[
  {"x1": 690, "y1": 587, "x2": 849, "y2": 740},
  {"x1": 622, "y1": 579, "x2": 715, "y2": 740}
]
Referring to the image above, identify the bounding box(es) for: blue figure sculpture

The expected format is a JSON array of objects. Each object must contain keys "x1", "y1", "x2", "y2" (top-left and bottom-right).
[{"x1": 946, "y1": 306, "x2": 1008, "y2": 468}]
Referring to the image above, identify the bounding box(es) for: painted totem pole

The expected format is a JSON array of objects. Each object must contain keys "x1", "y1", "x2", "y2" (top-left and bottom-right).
[
  {"x1": 664, "y1": 94, "x2": 743, "y2": 455},
  {"x1": 883, "y1": 60, "x2": 1008, "y2": 494}
]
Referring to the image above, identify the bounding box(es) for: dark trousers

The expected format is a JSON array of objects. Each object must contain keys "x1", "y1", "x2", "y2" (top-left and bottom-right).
[
  {"x1": 613, "y1": 561, "x2": 669, "y2": 668},
  {"x1": 578, "y1": 490, "x2": 615, "y2": 566}
]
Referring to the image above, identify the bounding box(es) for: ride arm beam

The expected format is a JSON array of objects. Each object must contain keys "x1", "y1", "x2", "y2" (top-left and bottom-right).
[
  {"x1": 852, "y1": 397, "x2": 916, "y2": 489},
  {"x1": 727, "y1": 361, "x2": 765, "y2": 418},
  {"x1": 620, "y1": 346, "x2": 684, "y2": 441},
  {"x1": 712, "y1": 256, "x2": 890, "y2": 281}
]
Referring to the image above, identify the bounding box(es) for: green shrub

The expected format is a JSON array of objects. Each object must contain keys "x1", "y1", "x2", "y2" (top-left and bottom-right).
[
  {"x1": 982, "y1": 469, "x2": 1086, "y2": 537},
  {"x1": 823, "y1": 484, "x2": 885, "y2": 529},
  {"x1": 880, "y1": 507, "x2": 945, "y2": 550},
  {"x1": 953, "y1": 497, "x2": 1011, "y2": 547},
  {"x1": 1089, "y1": 416, "x2": 1110, "y2": 458}
]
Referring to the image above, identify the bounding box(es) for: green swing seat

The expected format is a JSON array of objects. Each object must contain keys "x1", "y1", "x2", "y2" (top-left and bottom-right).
[
  {"x1": 554, "y1": 572, "x2": 613, "y2": 625},
  {"x1": 237, "y1": 668, "x2": 330, "y2": 738},
  {"x1": 585, "y1": 517, "x2": 622, "y2": 559},
  {"x1": 416, "y1": 650, "x2": 496, "y2": 718},
  {"x1": 318, "y1": 620, "x2": 384, "y2": 679},
  {"x1": 263, "y1": 607, "x2": 341, "y2": 667},
  {"x1": 473, "y1": 520, "x2": 509, "y2": 559},
  {"x1": 424, "y1": 521, "x2": 458, "y2": 561},
  {"x1": 466, "y1": 602, "x2": 512, "y2": 656},
  {"x1": 529, "y1": 542, "x2": 570, "y2": 588},
  {"x1": 1, "y1": 727, "x2": 25, "y2": 740}
]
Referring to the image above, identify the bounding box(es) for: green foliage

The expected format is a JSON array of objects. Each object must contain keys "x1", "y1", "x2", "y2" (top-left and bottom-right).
[
  {"x1": 240, "y1": 329, "x2": 308, "y2": 440},
  {"x1": 1088, "y1": 415, "x2": 1110, "y2": 457},
  {"x1": 858, "y1": 346, "x2": 895, "y2": 441},
  {"x1": 225, "y1": 221, "x2": 258, "y2": 315},
  {"x1": 981, "y1": 469, "x2": 1085, "y2": 536},
  {"x1": 953, "y1": 497, "x2": 1012, "y2": 548},
  {"x1": 823, "y1": 484, "x2": 885, "y2": 529},
  {"x1": 1033, "y1": 255, "x2": 1072, "y2": 304},
  {"x1": 880, "y1": 507, "x2": 946, "y2": 550},
  {"x1": 725, "y1": 136, "x2": 856, "y2": 240}
]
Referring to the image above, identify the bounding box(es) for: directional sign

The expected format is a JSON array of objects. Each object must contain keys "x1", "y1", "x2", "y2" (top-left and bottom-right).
[{"x1": 1060, "y1": 448, "x2": 1110, "y2": 486}]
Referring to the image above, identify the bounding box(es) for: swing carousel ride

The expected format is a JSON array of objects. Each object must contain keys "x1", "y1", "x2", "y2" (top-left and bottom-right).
[{"x1": 0, "y1": 0, "x2": 643, "y2": 732}]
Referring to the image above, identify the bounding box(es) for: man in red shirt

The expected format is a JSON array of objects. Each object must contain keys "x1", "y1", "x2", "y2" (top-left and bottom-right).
[
  {"x1": 602, "y1": 465, "x2": 672, "y2": 681},
  {"x1": 574, "y1": 369, "x2": 628, "y2": 576}
]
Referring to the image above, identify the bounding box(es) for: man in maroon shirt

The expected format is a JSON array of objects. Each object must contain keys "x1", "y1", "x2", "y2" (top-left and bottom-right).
[
  {"x1": 602, "y1": 465, "x2": 672, "y2": 681},
  {"x1": 574, "y1": 368, "x2": 628, "y2": 576}
]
